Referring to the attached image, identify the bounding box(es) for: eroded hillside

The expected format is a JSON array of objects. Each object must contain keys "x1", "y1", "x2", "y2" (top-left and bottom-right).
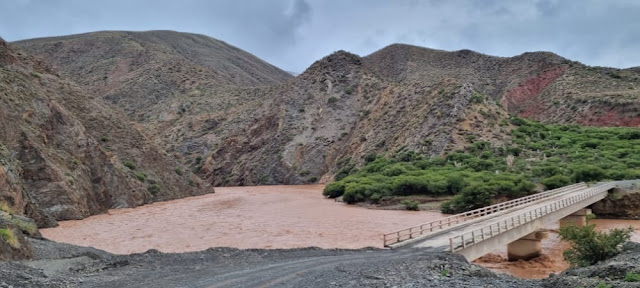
[
  {"x1": 0, "y1": 38, "x2": 209, "y2": 228},
  {"x1": 12, "y1": 33, "x2": 640, "y2": 186}
]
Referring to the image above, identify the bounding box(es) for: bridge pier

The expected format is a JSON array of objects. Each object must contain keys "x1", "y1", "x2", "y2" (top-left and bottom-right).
[
  {"x1": 507, "y1": 230, "x2": 548, "y2": 261},
  {"x1": 559, "y1": 208, "x2": 591, "y2": 228}
]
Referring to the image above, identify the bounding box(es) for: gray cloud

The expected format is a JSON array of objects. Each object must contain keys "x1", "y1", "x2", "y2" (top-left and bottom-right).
[{"x1": 1, "y1": 0, "x2": 638, "y2": 73}]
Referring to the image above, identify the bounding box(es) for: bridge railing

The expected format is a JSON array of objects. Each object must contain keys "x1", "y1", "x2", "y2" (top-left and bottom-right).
[
  {"x1": 449, "y1": 183, "x2": 615, "y2": 252},
  {"x1": 383, "y1": 182, "x2": 587, "y2": 247}
]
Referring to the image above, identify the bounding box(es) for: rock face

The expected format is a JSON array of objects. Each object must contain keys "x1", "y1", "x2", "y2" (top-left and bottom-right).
[
  {"x1": 12, "y1": 32, "x2": 640, "y2": 186},
  {"x1": 591, "y1": 187, "x2": 640, "y2": 219},
  {"x1": 0, "y1": 38, "x2": 210, "y2": 227},
  {"x1": 0, "y1": 211, "x2": 40, "y2": 261}
]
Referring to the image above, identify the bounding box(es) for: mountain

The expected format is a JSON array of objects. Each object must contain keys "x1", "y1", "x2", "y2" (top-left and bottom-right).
[
  {"x1": 14, "y1": 30, "x2": 293, "y2": 121},
  {"x1": 363, "y1": 44, "x2": 640, "y2": 126},
  {"x1": 0, "y1": 38, "x2": 209, "y2": 228},
  {"x1": 12, "y1": 33, "x2": 640, "y2": 187}
]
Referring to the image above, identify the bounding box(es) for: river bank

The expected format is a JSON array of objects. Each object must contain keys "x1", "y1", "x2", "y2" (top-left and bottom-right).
[{"x1": 2, "y1": 237, "x2": 640, "y2": 287}]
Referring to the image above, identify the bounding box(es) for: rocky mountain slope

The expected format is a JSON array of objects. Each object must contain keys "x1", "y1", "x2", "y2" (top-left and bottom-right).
[
  {"x1": 15, "y1": 30, "x2": 293, "y2": 121},
  {"x1": 12, "y1": 32, "x2": 640, "y2": 186},
  {"x1": 0, "y1": 38, "x2": 209, "y2": 228}
]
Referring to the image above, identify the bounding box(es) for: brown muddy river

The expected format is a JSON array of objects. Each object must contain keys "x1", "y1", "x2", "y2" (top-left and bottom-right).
[{"x1": 41, "y1": 185, "x2": 640, "y2": 279}]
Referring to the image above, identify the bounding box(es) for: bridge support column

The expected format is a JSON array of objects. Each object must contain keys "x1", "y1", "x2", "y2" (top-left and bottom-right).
[
  {"x1": 559, "y1": 208, "x2": 591, "y2": 228},
  {"x1": 507, "y1": 230, "x2": 548, "y2": 261}
]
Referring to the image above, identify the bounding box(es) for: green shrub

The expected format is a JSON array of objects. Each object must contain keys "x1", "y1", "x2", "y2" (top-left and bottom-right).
[
  {"x1": 327, "y1": 96, "x2": 338, "y2": 104},
  {"x1": 174, "y1": 167, "x2": 183, "y2": 176},
  {"x1": 401, "y1": 199, "x2": 420, "y2": 211},
  {"x1": 541, "y1": 175, "x2": 572, "y2": 190},
  {"x1": 558, "y1": 223, "x2": 633, "y2": 267},
  {"x1": 344, "y1": 87, "x2": 354, "y2": 95},
  {"x1": 392, "y1": 176, "x2": 430, "y2": 195},
  {"x1": 572, "y1": 165, "x2": 606, "y2": 182},
  {"x1": 364, "y1": 153, "x2": 377, "y2": 163},
  {"x1": 0, "y1": 228, "x2": 18, "y2": 248},
  {"x1": 625, "y1": 271, "x2": 640, "y2": 282},
  {"x1": 147, "y1": 184, "x2": 161, "y2": 196},
  {"x1": 0, "y1": 202, "x2": 14, "y2": 214},
  {"x1": 323, "y1": 182, "x2": 346, "y2": 198},
  {"x1": 124, "y1": 161, "x2": 136, "y2": 170},
  {"x1": 135, "y1": 171, "x2": 147, "y2": 182}
]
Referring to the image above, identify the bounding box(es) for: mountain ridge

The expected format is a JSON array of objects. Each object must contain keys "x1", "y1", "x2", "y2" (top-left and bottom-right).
[{"x1": 10, "y1": 30, "x2": 640, "y2": 187}]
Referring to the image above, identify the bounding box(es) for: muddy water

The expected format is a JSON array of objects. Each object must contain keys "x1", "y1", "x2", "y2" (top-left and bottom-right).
[
  {"x1": 41, "y1": 185, "x2": 445, "y2": 254},
  {"x1": 41, "y1": 185, "x2": 640, "y2": 279},
  {"x1": 474, "y1": 219, "x2": 640, "y2": 279}
]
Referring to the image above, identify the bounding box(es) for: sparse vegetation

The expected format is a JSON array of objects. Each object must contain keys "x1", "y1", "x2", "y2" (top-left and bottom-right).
[
  {"x1": 135, "y1": 171, "x2": 147, "y2": 182},
  {"x1": 0, "y1": 202, "x2": 15, "y2": 214},
  {"x1": 344, "y1": 87, "x2": 354, "y2": 95},
  {"x1": 147, "y1": 184, "x2": 161, "y2": 196},
  {"x1": 327, "y1": 96, "x2": 338, "y2": 104},
  {"x1": 558, "y1": 221, "x2": 633, "y2": 267},
  {"x1": 174, "y1": 167, "x2": 183, "y2": 176},
  {"x1": 124, "y1": 161, "x2": 136, "y2": 170},
  {"x1": 0, "y1": 228, "x2": 19, "y2": 248},
  {"x1": 625, "y1": 271, "x2": 640, "y2": 282}
]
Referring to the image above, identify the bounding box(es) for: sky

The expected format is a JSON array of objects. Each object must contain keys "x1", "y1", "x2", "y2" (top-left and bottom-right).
[{"x1": 1, "y1": 0, "x2": 639, "y2": 73}]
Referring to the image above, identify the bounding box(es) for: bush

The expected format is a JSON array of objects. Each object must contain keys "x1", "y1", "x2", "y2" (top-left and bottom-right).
[
  {"x1": 327, "y1": 96, "x2": 338, "y2": 104},
  {"x1": 572, "y1": 165, "x2": 606, "y2": 182},
  {"x1": 123, "y1": 161, "x2": 136, "y2": 170},
  {"x1": 323, "y1": 182, "x2": 346, "y2": 198},
  {"x1": 441, "y1": 182, "x2": 494, "y2": 214},
  {"x1": 344, "y1": 87, "x2": 354, "y2": 95},
  {"x1": 541, "y1": 175, "x2": 572, "y2": 190},
  {"x1": 174, "y1": 167, "x2": 183, "y2": 176},
  {"x1": 558, "y1": 223, "x2": 633, "y2": 267},
  {"x1": 135, "y1": 171, "x2": 147, "y2": 182},
  {"x1": 147, "y1": 184, "x2": 161, "y2": 196},
  {"x1": 401, "y1": 199, "x2": 420, "y2": 211},
  {"x1": 364, "y1": 153, "x2": 377, "y2": 163},
  {"x1": 392, "y1": 176, "x2": 430, "y2": 195},
  {"x1": 625, "y1": 272, "x2": 640, "y2": 282},
  {"x1": 0, "y1": 202, "x2": 14, "y2": 214},
  {"x1": 0, "y1": 228, "x2": 18, "y2": 248}
]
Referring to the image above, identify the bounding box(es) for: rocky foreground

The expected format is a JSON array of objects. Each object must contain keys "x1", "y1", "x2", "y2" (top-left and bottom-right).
[{"x1": 1, "y1": 237, "x2": 640, "y2": 288}]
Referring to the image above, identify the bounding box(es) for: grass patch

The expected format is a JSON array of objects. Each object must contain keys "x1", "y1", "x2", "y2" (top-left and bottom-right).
[
  {"x1": 625, "y1": 271, "x2": 640, "y2": 282},
  {"x1": 0, "y1": 228, "x2": 19, "y2": 248},
  {"x1": 0, "y1": 202, "x2": 14, "y2": 214}
]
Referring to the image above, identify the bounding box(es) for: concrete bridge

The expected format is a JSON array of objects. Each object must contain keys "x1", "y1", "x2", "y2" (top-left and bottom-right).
[{"x1": 383, "y1": 182, "x2": 617, "y2": 261}]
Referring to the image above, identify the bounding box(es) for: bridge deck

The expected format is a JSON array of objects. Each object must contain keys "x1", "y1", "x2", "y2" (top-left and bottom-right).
[{"x1": 394, "y1": 183, "x2": 615, "y2": 260}]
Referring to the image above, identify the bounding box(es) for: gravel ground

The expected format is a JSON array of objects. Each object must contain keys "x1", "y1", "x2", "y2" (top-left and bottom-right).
[{"x1": 1, "y1": 239, "x2": 640, "y2": 288}]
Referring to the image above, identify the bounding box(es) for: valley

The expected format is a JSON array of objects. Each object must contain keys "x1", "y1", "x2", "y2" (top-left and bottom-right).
[{"x1": 1, "y1": 29, "x2": 640, "y2": 287}]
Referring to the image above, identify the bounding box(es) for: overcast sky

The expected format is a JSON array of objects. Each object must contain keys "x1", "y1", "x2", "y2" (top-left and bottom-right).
[{"x1": 1, "y1": 0, "x2": 639, "y2": 73}]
